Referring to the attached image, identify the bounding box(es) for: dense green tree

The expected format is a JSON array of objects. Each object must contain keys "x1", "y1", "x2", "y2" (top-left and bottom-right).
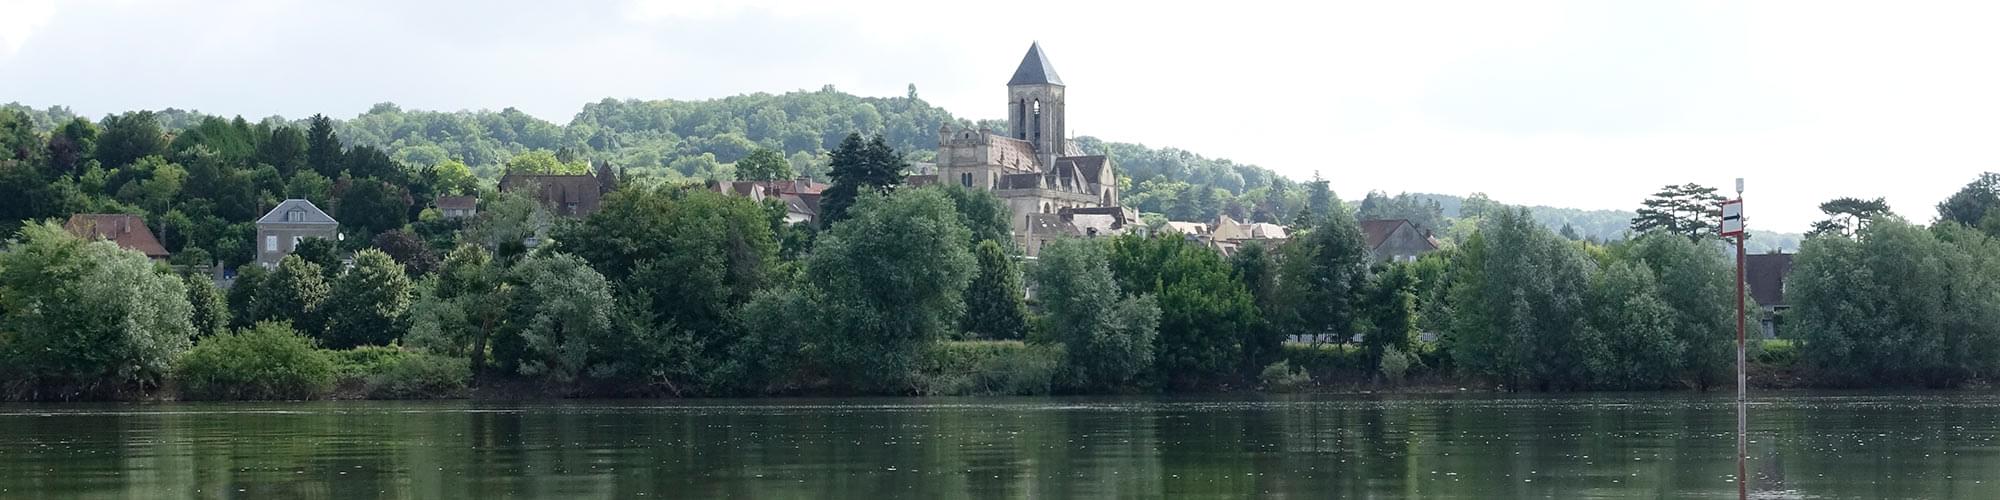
[
  {"x1": 819, "y1": 133, "x2": 908, "y2": 224},
  {"x1": 1789, "y1": 219, "x2": 2000, "y2": 386},
  {"x1": 1618, "y1": 233, "x2": 1734, "y2": 388},
  {"x1": 497, "y1": 253, "x2": 615, "y2": 384},
  {"x1": 1033, "y1": 238, "x2": 1159, "y2": 391},
  {"x1": 257, "y1": 125, "x2": 308, "y2": 174},
  {"x1": 226, "y1": 264, "x2": 268, "y2": 328},
  {"x1": 184, "y1": 273, "x2": 230, "y2": 339},
  {"x1": 939, "y1": 185, "x2": 1013, "y2": 247},
  {"x1": 405, "y1": 245, "x2": 510, "y2": 375},
  {"x1": 1107, "y1": 234, "x2": 1261, "y2": 387},
  {"x1": 1937, "y1": 172, "x2": 2000, "y2": 230},
  {"x1": 549, "y1": 186, "x2": 778, "y2": 391},
  {"x1": 1303, "y1": 172, "x2": 1336, "y2": 224},
  {"x1": 804, "y1": 189, "x2": 975, "y2": 390},
  {"x1": 290, "y1": 237, "x2": 341, "y2": 277},
  {"x1": 0, "y1": 222, "x2": 193, "y2": 400},
  {"x1": 1585, "y1": 261, "x2": 1682, "y2": 389},
  {"x1": 962, "y1": 240, "x2": 1028, "y2": 340},
  {"x1": 286, "y1": 170, "x2": 333, "y2": 208},
  {"x1": 0, "y1": 108, "x2": 37, "y2": 162},
  {"x1": 430, "y1": 159, "x2": 479, "y2": 195},
  {"x1": 0, "y1": 162, "x2": 60, "y2": 237},
  {"x1": 735, "y1": 147, "x2": 794, "y2": 181},
  {"x1": 1630, "y1": 183, "x2": 1724, "y2": 239},
  {"x1": 1807, "y1": 197, "x2": 1891, "y2": 238},
  {"x1": 321, "y1": 249, "x2": 413, "y2": 348},
  {"x1": 1449, "y1": 207, "x2": 1601, "y2": 390},
  {"x1": 1276, "y1": 210, "x2": 1371, "y2": 343},
  {"x1": 305, "y1": 114, "x2": 344, "y2": 178},
  {"x1": 96, "y1": 111, "x2": 168, "y2": 168},
  {"x1": 47, "y1": 117, "x2": 99, "y2": 175},
  {"x1": 334, "y1": 177, "x2": 411, "y2": 240},
  {"x1": 259, "y1": 255, "x2": 331, "y2": 336},
  {"x1": 1360, "y1": 263, "x2": 1418, "y2": 365},
  {"x1": 371, "y1": 229, "x2": 439, "y2": 276}
]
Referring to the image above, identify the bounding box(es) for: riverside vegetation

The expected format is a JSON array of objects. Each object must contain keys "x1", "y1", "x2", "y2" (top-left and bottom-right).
[{"x1": 1, "y1": 99, "x2": 1997, "y2": 401}]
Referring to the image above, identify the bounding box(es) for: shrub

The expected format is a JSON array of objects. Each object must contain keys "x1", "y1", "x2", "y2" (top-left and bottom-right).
[
  {"x1": 1753, "y1": 339, "x2": 1799, "y2": 367},
  {"x1": 365, "y1": 354, "x2": 471, "y2": 399},
  {"x1": 175, "y1": 322, "x2": 335, "y2": 400},
  {"x1": 1259, "y1": 360, "x2": 1313, "y2": 392},
  {"x1": 916, "y1": 341, "x2": 1062, "y2": 396},
  {"x1": 330, "y1": 345, "x2": 411, "y2": 381},
  {"x1": 1379, "y1": 346, "x2": 1412, "y2": 383},
  {"x1": 1283, "y1": 342, "x2": 1370, "y2": 379}
]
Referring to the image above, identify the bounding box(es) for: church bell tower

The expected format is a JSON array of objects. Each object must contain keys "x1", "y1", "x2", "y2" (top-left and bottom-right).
[{"x1": 1007, "y1": 42, "x2": 1066, "y2": 167}]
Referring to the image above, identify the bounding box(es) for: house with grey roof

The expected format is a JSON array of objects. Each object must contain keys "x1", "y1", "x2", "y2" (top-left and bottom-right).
[
  {"x1": 255, "y1": 199, "x2": 339, "y2": 268},
  {"x1": 1357, "y1": 219, "x2": 1441, "y2": 263}
]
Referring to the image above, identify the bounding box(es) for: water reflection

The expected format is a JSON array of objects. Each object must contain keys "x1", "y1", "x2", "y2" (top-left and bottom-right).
[{"x1": 3, "y1": 393, "x2": 1998, "y2": 498}]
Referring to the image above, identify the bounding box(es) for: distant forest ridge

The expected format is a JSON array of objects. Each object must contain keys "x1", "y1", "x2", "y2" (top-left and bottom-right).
[{"x1": 0, "y1": 89, "x2": 1800, "y2": 251}]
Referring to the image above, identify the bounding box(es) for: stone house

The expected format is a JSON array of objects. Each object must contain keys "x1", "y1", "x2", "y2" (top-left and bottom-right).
[
  {"x1": 498, "y1": 161, "x2": 619, "y2": 217},
  {"x1": 255, "y1": 199, "x2": 340, "y2": 268},
  {"x1": 1746, "y1": 252, "x2": 1793, "y2": 339},
  {"x1": 435, "y1": 195, "x2": 477, "y2": 219},
  {"x1": 715, "y1": 178, "x2": 828, "y2": 225},
  {"x1": 64, "y1": 214, "x2": 169, "y2": 261},
  {"x1": 1357, "y1": 219, "x2": 1440, "y2": 263}
]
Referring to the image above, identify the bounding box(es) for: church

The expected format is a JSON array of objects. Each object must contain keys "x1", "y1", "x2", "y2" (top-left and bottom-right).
[{"x1": 913, "y1": 43, "x2": 1134, "y2": 254}]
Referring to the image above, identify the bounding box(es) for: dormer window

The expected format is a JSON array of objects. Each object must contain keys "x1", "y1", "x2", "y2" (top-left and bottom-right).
[{"x1": 285, "y1": 209, "x2": 305, "y2": 222}]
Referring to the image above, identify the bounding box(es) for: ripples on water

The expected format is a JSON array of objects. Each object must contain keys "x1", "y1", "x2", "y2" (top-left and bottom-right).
[{"x1": 1, "y1": 392, "x2": 1996, "y2": 499}]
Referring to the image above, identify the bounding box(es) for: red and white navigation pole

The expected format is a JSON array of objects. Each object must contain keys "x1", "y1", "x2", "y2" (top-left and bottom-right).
[{"x1": 1720, "y1": 179, "x2": 1747, "y2": 500}]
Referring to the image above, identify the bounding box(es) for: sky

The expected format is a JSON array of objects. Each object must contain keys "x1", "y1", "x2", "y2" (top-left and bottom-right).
[{"x1": 4, "y1": 0, "x2": 1999, "y2": 233}]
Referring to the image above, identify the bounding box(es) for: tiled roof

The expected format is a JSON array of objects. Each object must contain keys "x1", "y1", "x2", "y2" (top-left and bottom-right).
[
  {"x1": 257, "y1": 199, "x2": 338, "y2": 225},
  {"x1": 905, "y1": 174, "x2": 938, "y2": 187},
  {"x1": 990, "y1": 136, "x2": 1042, "y2": 170},
  {"x1": 1058, "y1": 155, "x2": 1109, "y2": 185},
  {"x1": 435, "y1": 195, "x2": 476, "y2": 211},
  {"x1": 1025, "y1": 213, "x2": 1079, "y2": 236},
  {"x1": 1747, "y1": 253, "x2": 1794, "y2": 307},
  {"x1": 1356, "y1": 219, "x2": 1411, "y2": 249},
  {"x1": 64, "y1": 214, "x2": 169, "y2": 258},
  {"x1": 1007, "y1": 42, "x2": 1064, "y2": 86}
]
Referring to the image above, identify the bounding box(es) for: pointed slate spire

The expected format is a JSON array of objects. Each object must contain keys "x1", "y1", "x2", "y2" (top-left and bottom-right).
[{"x1": 1007, "y1": 42, "x2": 1064, "y2": 86}]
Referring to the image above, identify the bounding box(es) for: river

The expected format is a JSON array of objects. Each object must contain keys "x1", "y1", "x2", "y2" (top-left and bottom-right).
[{"x1": 1, "y1": 392, "x2": 1994, "y2": 498}]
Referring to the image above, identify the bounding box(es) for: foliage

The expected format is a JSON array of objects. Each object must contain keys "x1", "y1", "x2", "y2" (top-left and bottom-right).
[
  {"x1": 819, "y1": 133, "x2": 907, "y2": 224},
  {"x1": 174, "y1": 321, "x2": 335, "y2": 401},
  {"x1": 362, "y1": 353, "x2": 471, "y2": 399},
  {"x1": 1616, "y1": 233, "x2": 1735, "y2": 388},
  {"x1": 1033, "y1": 238, "x2": 1159, "y2": 391},
  {"x1": 914, "y1": 341, "x2": 1062, "y2": 396},
  {"x1": 371, "y1": 229, "x2": 439, "y2": 276},
  {"x1": 802, "y1": 189, "x2": 975, "y2": 391},
  {"x1": 1448, "y1": 208, "x2": 1601, "y2": 390},
  {"x1": 1277, "y1": 210, "x2": 1371, "y2": 344},
  {"x1": 1107, "y1": 234, "x2": 1260, "y2": 388},
  {"x1": 321, "y1": 249, "x2": 413, "y2": 348},
  {"x1": 963, "y1": 239, "x2": 1029, "y2": 340},
  {"x1": 1630, "y1": 183, "x2": 1724, "y2": 240},
  {"x1": 1808, "y1": 197, "x2": 1891, "y2": 239},
  {"x1": 498, "y1": 253, "x2": 615, "y2": 385},
  {"x1": 503, "y1": 149, "x2": 589, "y2": 175},
  {"x1": 184, "y1": 273, "x2": 230, "y2": 339},
  {"x1": 329, "y1": 345, "x2": 412, "y2": 380},
  {"x1": 0, "y1": 222, "x2": 194, "y2": 400},
  {"x1": 1584, "y1": 261, "x2": 1682, "y2": 389},
  {"x1": 257, "y1": 255, "x2": 331, "y2": 335},
  {"x1": 1377, "y1": 346, "x2": 1412, "y2": 383},
  {"x1": 1937, "y1": 172, "x2": 2000, "y2": 231},
  {"x1": 734, "y1": 147, "x2": 794, "y2": 181},
  {"x1": 1789, "y1": 220, "x2": 2000, "y2": 386},
  {"x1": 335, "y1": 177, "x2": 413, "y2": 240},
  {"x1": 1361, "y1": 263, "x2": 1418, "y2": 364},
  {"x1": 939, "y1": 185, "x2": 1014, "y2": 247},
  {"x1": 1259, "y1": 360, "x2": 1314, "y2": 391}
]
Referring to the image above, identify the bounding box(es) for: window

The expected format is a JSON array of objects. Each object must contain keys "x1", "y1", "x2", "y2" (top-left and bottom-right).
[
  {"x1": 292, "y1": 236, "x2": 303, "y2": 248},
  {"x1": 265, "y1": 235, "x2": 277, "y2": 252},
  {"x1": 960, "y1": 173, "x2": 973, "y2": 187}
]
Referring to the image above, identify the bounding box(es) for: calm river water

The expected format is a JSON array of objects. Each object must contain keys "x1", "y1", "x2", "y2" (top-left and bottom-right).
[{"x1": 1, "y1": 392, "x2": 1995, "y2": 499}]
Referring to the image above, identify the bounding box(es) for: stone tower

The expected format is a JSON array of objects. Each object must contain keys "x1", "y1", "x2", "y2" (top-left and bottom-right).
[{"x1": 1007, "y1": 42, "x2": 1066, "y2": 167}]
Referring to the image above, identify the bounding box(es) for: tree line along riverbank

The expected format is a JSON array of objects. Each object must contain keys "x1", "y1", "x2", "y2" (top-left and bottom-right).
[{"x1": 6, "y1": 104, "x2": 2000, "y2": 400}]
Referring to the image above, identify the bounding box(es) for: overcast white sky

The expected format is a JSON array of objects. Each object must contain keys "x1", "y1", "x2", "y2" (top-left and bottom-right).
[{"x1": 4, "y1": 0, "x2": 1998, "y2": 232}]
